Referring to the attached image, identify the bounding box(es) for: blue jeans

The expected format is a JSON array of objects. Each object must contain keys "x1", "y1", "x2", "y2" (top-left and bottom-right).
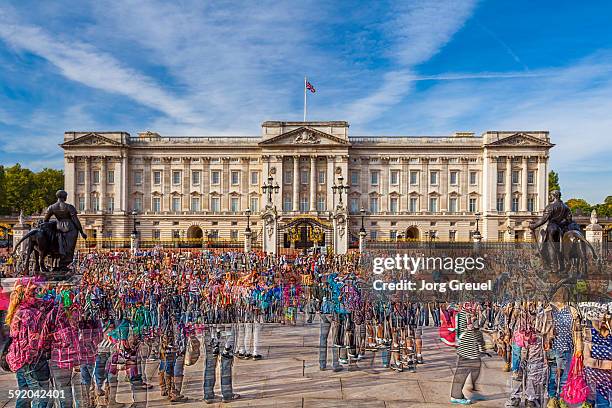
[
  {"x1": 80, "y1": 363, "x2": 95, "y2": 385},
  {"x1": 15, "y1": 369, "x2": 31, "y2": 408},
  {"x1": 94, "y1": 352, "x2": 110, "y2": 388},
  {"x1": 547, "y1": 349, "x2": 572, "y2": 398},
  {"x1": 511, "y1": 344, "x2": 522, "y2": 372},
  {"x1": 50, "y1": 364, "x2": 75, "y2": 408},
  {"x1": 17, "y1": 362, "x2": 51, "y2": 408},
  {"x1": 319, "y1": 314, "x2": 339, "y2": 369},
  {"x1": 203, "y1": 328, "x2": 234, "y2": 400}
]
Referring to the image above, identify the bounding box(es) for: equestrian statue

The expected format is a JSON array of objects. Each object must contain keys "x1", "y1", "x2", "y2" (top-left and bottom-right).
[{"x1": 13, "y1": 190, "x2": 87, "y2": 279}]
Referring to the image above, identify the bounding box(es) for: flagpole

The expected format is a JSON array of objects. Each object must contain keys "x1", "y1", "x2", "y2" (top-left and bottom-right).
[{"x1": 303, "y1": 76, "x2": 307, "y2": 122}]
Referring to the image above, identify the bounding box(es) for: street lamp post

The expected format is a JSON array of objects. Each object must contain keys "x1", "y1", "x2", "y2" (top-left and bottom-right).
[
  {"x1": 130, "y1": 209, "x2": 139, "y2": 254},
  {"x1": 473, "y1": 212, "x2": 482, "y2": 242},
  {"x1": 261, "y1": 176, "x2": 279, "y2": 206},
  {"x1": 359, "y1": 207, "x2": 367, "y2": 253},
  {"x1": 244, "y1": 208, "x2": 252, "y2": 252}
]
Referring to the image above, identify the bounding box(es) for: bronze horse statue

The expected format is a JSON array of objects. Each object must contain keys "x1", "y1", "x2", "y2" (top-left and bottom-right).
[
  {"x1": 12, "y1": 221, "x2": 62, "y2": 276},
  {"x1": 532, "y1": 226, "x2": 597, "y2": 278}
]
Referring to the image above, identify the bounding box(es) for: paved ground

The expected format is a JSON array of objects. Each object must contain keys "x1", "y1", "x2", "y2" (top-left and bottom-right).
[{"x1": 0, "y1": 317, "x2": 514, "y2": 408}]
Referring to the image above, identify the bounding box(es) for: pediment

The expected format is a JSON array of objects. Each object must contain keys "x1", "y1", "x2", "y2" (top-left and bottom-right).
[
  {"x1": 487, "y1": 133, "x2": 552, "y2": 147},
  {"x1": 259, "y1": 126, "x2": 350, "y2": 146},
  {"x1": 61, "y1": 133, "x2": 124, "y2": 147}
]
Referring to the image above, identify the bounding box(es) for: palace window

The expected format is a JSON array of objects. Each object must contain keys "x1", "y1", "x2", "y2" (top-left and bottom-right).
[
  {"x1": 390, "y1": 170, "x2": 399, "y2": 186},
  {"x1": 283, "y1": 196, "x2": 292, "y2": 212},
  {"x1": 498, "y1": 231, "x2": 505, "y2": 242},
  {"x1": 370, "y1": 197, "x2": 379, "y2": 213},
  {"x1": 107, "y1": 170, "x2": 114, "y2": 184},
  {"x1": 211, "y1": 171, "x2": 220, "y2": 185},
  {"x1": 449, "y1": 171, "x2": 458, "y2": 186},
  {"x1": 107, "y1": 197, "x2": 114, "y2": 212},
  {"x1": 211, "y1": 197, "x2": 220, "y2": 212},
  {"x1": 410, "y1": 171, "x2": 418, "y2": 185},
  {"x1": 469, "y1": 171, "x2": 477, "y2": 185},
  {"x1": 300, "y1": 169, "x2": 309, "y2": 185},
  {"x1": 231, "y1": 171, "x2": 240, "y2": 186},
  {"x1": 192, "y1": 171, "x2": 201, "y2": 186},
  {"x1": 449, "y1": 197, "x2": 457, "y2": 213},
  {"x1": 152, "y1": 197, "x2": 161, "y2": 213},
  {"x1": 172, "y1": 197, "x2": 181, "y2": 212},
  {"x1": 92, "y1": 195, "x2": 100, "y2": 212},
  {"x1": 230, "y1": 197, "x2": 240, "y2": 213},
  {"x1": 469, "y1": 198, "x2": 477, "y2": 213},
  {"x1": 429, "y1": 171, "x2": 438, "y2": 185},
  {"x1": 527, "y1": 171, "x2": 535, "y2": 185},
  {"x1": 209, "y1": 230, "x2": 219, "y2": 239},
  {"x1": 250, "y1": 197, "x2": 259, "y2": 212},
  {"x1": 172, "y1": 230, "x2": 180, "y2": 239},
  {"x1": 449, "y1": 231, "x2": 456, "y2": 242},
  {"x1": 350, "y1": 171, "x2": 359, "y2": 186},
  {"x1": 284, "y1": 170, "x2": 292, "y2": 185},
  {"x1": 389, "y1": 197, "x2": 398, "y2": 214},
  {"x1": 317, "y1": 195, "x2": 326, "y2": 212},
  {"x1": 230, "y1": 230, "x2": 239, "y2": 240},
  {"x1": 527, "y1": 197, "x2": 535, "y2": 212},
  {"x1": 497, "y1": 196, "x2": 505, "y2": 212},
  {"x1": 429, "y1": 197, "x2": 438, "y2": 212},
  {"x1": 318, "y1": 171, "x2": 326, "y2": 184},
  {"x1": 93, "y1": 171, "x2": 100, "y2": 184},
  {"x1": 299, "y1": 196, "x2": 309, "y2": 212},
  {"x1": 370, "y1": 230, "x2": 377, "y2": 240},
  {"x1": 497, "y1": 171, "x2": 504, "y2": 184},
  {"x1": 153, "y1": 171, "x2": 161, "y2": 185},
  {"x1": 191, "y1": 197, "x2": 200, "y2": 212},
  {"x1": 172, "y1": 171, "x2": 181, "y2": 185},
  {"x1": 349, "y1": 198, "x2": 359, "y2": 214},
  {"x1": 78, "y1": 196, "x2": 85, "y2": 211},
  {"x1": 134, "y1": 170, "x2": 143, "y2": 186},
  {"x1": 512, "y1": 170, "x2": 519, "y2": 184},
  {"x1": 370, "y1": 171, "x2": 380, "y2": 186},
  {"x1": 409, "y1": 197, "x2": 418, "y2": 213},
  {"x1": 152, "y1": 229, "x2": 161, "y2": 240},
  {"x1": 390, "y1": 231, "x2": 397, "y2": 240},
  {"x1": 512, "y1": 197, "x2": 519, "y2": 212},
  {"x1": 77, "y1": 171, "x2": 85, "y2": 184},
  {"x1": 250, "y1": 171, "x2": 259, "y2": 185}
]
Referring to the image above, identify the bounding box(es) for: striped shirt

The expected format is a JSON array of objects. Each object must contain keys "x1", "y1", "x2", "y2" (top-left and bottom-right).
[{"x1": 456, "y1": 311, "x2": 484, "y2": 360}]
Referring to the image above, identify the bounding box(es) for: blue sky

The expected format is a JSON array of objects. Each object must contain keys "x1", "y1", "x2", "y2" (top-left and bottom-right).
[{"x1": 0, "y1": 1, "x2": 611, "y2": 203}]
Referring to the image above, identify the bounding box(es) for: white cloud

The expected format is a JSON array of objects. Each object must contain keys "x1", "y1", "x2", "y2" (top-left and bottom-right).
[{"x1": 345, "y1": 0, "x2": 478, "y2": 124}]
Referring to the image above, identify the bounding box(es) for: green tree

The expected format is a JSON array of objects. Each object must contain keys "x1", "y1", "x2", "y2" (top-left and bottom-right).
[
  {"x1": 548, "y1": 170, "x2": 560, "y2": 193},
  {"x1": 29, "y1": 168, "x2": 64, "y2": 214},
  {"x1": 3, "y1": 164, "x2": 35, "y2": 215},
  {"x1": 566, "y1": 198, "x2": 591, "y2": 215}
]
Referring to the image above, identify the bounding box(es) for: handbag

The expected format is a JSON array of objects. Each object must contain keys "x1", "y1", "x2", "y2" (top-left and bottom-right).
[
  {"x1": 185, "y1": 335, "x2": 201, "y2": 366},
  {"x1": 560, "y1": 354, "x2": 589, "y2": 404},
  {"x1": 0, "y1": 333, "x2": 12, "y2": 372}
]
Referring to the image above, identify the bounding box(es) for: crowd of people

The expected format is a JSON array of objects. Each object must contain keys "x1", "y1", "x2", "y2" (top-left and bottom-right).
[{"x1": 0, "y1": 247, "x2": 609, "y2": 407}]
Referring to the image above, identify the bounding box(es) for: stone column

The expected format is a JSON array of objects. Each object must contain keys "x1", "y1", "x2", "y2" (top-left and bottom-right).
[
  {"x1": 222, "y1": 157, "x2": 230, "y2": 211},
  {"x1": 359, "y1": 230, "x2": 367, "y2": 253},
  {"x1": 420, "y1": 158, "x2": 429, "y2": 212},
  {"x1": 66, "y1": 156, "x2": 76, "y2": 205},
  {"x1": 121, "y1": 154, "x2": 129, "y2": 212},
  {"x1": 202, "y1": 158, "x2": 210, "y2": 211},
  {"x1": 182, "y1": 157, "x2": 190, "y2": 212},
  {"x1": 537, "y1": 156, "x2": 547, "y2": 211},
  {"x1": 505, "y1": 156, "x2": 512, "y2": 212},
  {"x1": 242, "y1": 158, "x2": 250, "y2": 211},
  {"x1": 380, "y1": 159, "x2": 388, "y2": 212},
  {"x1": 244, "y1": 230, "x2": 252, "y2": 252},
  {"x1": 440, "y1": 157, "x2": 448, "y2": 212},
  {"x1": 401, "y1": 158, "x2": 409, "y2": 212},
  {"x1": 143, "y1": 157, "x2": 151, "y2": 212},
  {"x1": 163, "y1": 158, "x2": 171, "y2": 212},
  {"x1": 12, "y1": 215, "x2": 29, "y2": 253},
  {"x1": 327, "y1": 156, "x2": 335, "y2": 211},
  {"x1": 99, "y1": 157, "x2": 107, "y2": 213},
  {"x1": 521, "y1": 156, "x2": 528, "y2": 211},
  {"x1": 309, "y1": 156, "x2": 316, "y2": 211},
  {"x1": 460, "y1": 158, "x2": 468, "y2": 212},
  {"x1": 292, "y1": 155, "x2": 299, "y2": 212},
  {"x1": 84, "y1": 156, "x2": 91, "y2": 212}
]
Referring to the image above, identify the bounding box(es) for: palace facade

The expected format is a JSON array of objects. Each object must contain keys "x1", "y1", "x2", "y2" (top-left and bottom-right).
[{"x1": 61, "y1": 121, "x2": 553, "y2": 250}]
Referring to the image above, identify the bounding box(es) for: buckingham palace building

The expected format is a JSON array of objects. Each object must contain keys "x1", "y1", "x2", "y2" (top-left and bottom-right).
[{"x1": 61, "y1": 120, "x2": 553, "y2": 253}]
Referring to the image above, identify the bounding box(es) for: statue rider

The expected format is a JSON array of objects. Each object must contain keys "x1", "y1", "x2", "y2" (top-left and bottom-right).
[
  {"x1": 43, "y1": 190, "x2": 87, "y2": 271},
  {"x1": 529, "y1": 190, "x2": 574, "y2": 272}
]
